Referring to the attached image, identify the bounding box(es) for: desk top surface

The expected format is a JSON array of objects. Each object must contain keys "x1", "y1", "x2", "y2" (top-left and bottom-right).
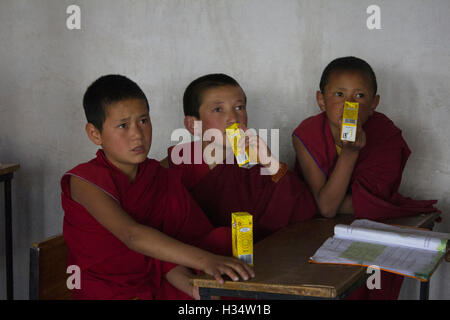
[
  {"x1": 0, "y1": 163, "x2": 20, "y2": 176},
  {"x1": 191, "y1": 212, "x2": 440, "y2": 298}
]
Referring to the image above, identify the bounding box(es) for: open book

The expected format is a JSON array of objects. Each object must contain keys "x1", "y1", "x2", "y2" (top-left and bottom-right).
[{"x1": 309, "y1": 219, "x2": 450, "y2": 281}]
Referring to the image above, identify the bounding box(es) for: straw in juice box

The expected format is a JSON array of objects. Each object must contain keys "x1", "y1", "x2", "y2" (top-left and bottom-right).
[
  {"x1": 225, "y1": 123, "x2": 257, "y2": 168},
  {"x1": 231, "y1": 212, "x2": 253, "y2": 265},
  {"x1": 341, "y1": 101, "x2": 359, "y2": 142}
]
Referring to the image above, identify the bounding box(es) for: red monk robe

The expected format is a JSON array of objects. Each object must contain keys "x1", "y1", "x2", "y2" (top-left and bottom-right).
[
  {"x1": 293, "y1": 111, "x2": 439, "y2": 299},
  {"x1": 62, "y1": 149, "x2": 231, "y2": 300},
  {"x1": 167, "y1": 141, "x2": 318, "y2": 242},
  {"x1": 292, "y1": 111, "x2": 438, "y2": 220}
]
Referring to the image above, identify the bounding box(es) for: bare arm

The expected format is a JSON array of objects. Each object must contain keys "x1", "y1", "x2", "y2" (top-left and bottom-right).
[
  {"x1": 70, "y1": 176, "x2": 254, "y2": 283},
  {"x1": 338, "y1": 193, "x2": 354, "y2": 215},
  {"x1": 292, "y1": 136, "x2": 359, "y2": 217},
  {"x1": 239, "y1": 125, "x2": 280, "y2": 175}
]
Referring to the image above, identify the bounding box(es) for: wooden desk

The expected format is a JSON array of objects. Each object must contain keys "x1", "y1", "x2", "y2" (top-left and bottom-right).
[
  {"x1": 0, "y1": 163, "x2": 20, "y2": 300},
  {"x1": 192, "y1": 212, "x2": 440, "y2": 300}
]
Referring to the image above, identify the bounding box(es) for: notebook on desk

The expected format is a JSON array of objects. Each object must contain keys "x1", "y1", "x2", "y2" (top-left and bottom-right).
[{"x1": 309, "y1": 219, "x2": 450, "y2": 281}]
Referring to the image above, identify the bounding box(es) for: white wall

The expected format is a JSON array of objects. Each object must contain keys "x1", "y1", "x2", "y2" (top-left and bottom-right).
[{"x1": 0, "y1": 0, "x2": 449, "y2": 299}]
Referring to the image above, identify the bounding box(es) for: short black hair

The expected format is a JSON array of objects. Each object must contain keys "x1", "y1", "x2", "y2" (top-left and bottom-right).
[
  {"x1": 183, "y1": 73, "x2": 245, "y2": 118},
  {"x1": 319, "y1": 56, "x2": 378, "y2": 96},
  {"x1": 83, "y1": 74, "x2": 149, "y2": 131}
]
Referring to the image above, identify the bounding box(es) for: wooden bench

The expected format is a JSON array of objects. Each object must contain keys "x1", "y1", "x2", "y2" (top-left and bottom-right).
[{"x1": 29, "y1": 235, "x2": 72, "y2": 300}]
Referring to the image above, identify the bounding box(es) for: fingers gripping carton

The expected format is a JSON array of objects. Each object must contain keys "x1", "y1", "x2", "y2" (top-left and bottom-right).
[
  {"x1": 226, "y1": 123, "x2": 257, "y2": 168},
  {"x1": 341, "y1": 101, "x2": 359, "y2": 142}
]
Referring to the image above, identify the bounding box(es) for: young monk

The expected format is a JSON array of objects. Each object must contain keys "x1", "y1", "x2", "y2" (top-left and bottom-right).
[
  {"x1": 161, "y1": 73, "x2": 317, "y2": 242},
  {"x1": 61, "y1": 74, "x2": 254, "y2": 300},
  {"x1": 292, "y1": 56, "x2": 438, "y2": 299}
]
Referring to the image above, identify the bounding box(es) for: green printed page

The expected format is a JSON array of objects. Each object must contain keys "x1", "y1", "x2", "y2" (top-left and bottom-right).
[
  {"x1": 310, "y1": 219, "x2": 449, "y2": 280},
  {"x1": 339, "y1": 241, "x2": 386, "y2": 264},
  {"x1": 414, "y1": 251, "x2": 445, "y2": 280},
  {"x1": 437, "y1": 239, "x2": 448, "y2": 253}
]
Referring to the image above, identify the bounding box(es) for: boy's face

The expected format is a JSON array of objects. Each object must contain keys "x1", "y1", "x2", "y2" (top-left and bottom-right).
[
  {"x1": 317, "y1": 70, "x2": 379, "y2": 131},
  {"x1": 87, "y1": 98, "x2": 151, "y2": 173},
  {"x1": 186, "y1": 85, "x2": 247, "y2": 146}
]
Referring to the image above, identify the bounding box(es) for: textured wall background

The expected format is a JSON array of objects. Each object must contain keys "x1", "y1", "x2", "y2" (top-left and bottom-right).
[{"x1": 0, "y1": 0, "x2": 449, "y2": 299}]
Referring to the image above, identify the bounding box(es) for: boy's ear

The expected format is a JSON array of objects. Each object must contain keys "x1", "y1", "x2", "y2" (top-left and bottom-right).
[
  {"x1": 184, "y1": 116, "x2": 200, "y2": 136},
  {"x1": 85, "y1": 123, "x2": 103, "y2": 146},
  {"x1": 370, "y1": 94, "x2": 380, "y2": 115},
  {"x1": 316, "y1": 91, "x2": 326, "y2": 112}
]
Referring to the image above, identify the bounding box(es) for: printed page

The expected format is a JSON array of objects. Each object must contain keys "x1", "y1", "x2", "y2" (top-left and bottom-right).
[
  {"x1": 334, "y1": 219, "x2": 450, "y2": 252},
  {"x1": 310, "y1": 220, "x2": 449, "y2": 280},
  {"x1": 310, "y1": 237, "x2": 446, "y2": 280}
]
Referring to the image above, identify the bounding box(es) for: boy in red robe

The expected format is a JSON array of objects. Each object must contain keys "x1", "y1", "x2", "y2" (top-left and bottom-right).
[
  {"x1": 292, "y1": 56, "x2": 438, "y2": 299},
  {"x1": 61, "y1": 74, "x2": 254, "y2": 300},
  {"x1": 161, "y1": 74, "x2": 317, "y2": 241}
]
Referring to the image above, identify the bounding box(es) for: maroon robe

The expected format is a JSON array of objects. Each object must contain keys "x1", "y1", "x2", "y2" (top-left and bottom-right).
[
  {"x1": 292, "y1": 111, "x2": 438, "y2": 220},
  {"x1": 62, "y1": 149, "x2": 230, "y2": 300},
  {"x1": 168, "y1": 141, "x2": 318, "y2": 242},
  {"x1": 293, "y1": 111, "x2": 439, "y2": 299}
]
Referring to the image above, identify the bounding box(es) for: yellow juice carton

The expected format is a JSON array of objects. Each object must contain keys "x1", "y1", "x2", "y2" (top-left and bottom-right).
[
  {"x1": 225, "y1": 123, "x2": 257, "y2": 168},
  {"x1": 231, "y1": 212, "x2": 253, "y2": 265},
  {"x1": 340, "y1": 101, "x2": 359, "y2": 142}
]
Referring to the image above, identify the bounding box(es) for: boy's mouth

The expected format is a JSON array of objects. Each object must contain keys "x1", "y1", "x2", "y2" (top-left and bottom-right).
[{"x1": 131, "y1": 146, "x2": 145, "y2": 153}]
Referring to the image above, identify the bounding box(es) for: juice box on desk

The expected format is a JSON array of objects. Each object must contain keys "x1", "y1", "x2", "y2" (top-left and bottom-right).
[
  {"x1": 231, "y1": 212, "x2": 254, "y2": 265},
  {"x1": 340, "y1": 101, "x2": 359, "y2": 142}
]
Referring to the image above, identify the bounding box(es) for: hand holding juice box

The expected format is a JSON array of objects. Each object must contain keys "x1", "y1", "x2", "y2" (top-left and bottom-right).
[
  {"x1": 226, "y1": 123, "x2": 257, "y2": 168},
  {"x1": 340, "y1": 101, "x2": 359, "y2": 142}
]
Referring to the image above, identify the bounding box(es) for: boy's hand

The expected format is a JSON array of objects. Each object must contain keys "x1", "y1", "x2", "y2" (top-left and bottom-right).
[
  {"x1": 198, "y1": 253, "x2": 255, "y2": 284},
  {"x1": 340, "y1": 120, "x2": 366, "y2": 153},
  {"x1": 238, "y1": 124, "x2": 280, "y2": 175}
]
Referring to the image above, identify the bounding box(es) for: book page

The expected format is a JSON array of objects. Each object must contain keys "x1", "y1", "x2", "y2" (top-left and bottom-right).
[
  {"x1": 310, "y1": 220, "x2": 449, "y2": 280},
  {"x1": 311, "y1": 237, "x2": 445, "y2": 280}
]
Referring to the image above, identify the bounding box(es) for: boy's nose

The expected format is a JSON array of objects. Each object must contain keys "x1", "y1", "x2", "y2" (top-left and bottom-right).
[
  {"x1": 226, "y1": 110, "x2": 238, "y2": 126},
  {"x1": 130, "y1": 124, "x2": 143, "y2": 138}
]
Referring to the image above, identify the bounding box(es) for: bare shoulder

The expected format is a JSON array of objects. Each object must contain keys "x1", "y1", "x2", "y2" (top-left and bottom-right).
[
  {"x1": 292, "y1": 135, "x2": 326, "y2": 195},
  {"x1": 292, "y1": 135, "x2": 310, "y2": 160},
  {"x1": 68, "y1": 175, "x2": 137, "y2": 243},
  {"x1": 69, "y1": 175, "x2": 111, "y2": 206}
]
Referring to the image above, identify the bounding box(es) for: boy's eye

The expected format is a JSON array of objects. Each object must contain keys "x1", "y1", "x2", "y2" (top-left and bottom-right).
[
  {"x1": 356, "y1": 93, "x2": 365, "y2": 98},
  {"x1": 213, "y1": 107, "x2": 222, "y2": 112},
  {"x1": 140, "y1": 118, "x2": 148, "y2": 124},
  {"x1": 235, "y1": 105, "x2": 245, "y2": 111},
  {"x1": 335, "y1": 92, "x2": 343, "y2": 97},
  {"x1": 118, "y1": 123, "x2": 127, "y2": 129}
]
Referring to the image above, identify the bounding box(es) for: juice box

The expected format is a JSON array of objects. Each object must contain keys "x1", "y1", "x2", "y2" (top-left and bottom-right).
[
  {"x1": 225, "y1": 123, "x2": 257, "y2": 168},
  {"x1": 340, "y1": 101, "x2": 359, "y2": 142},
  {"x1": 231, "y1": 212, "x2": 253, "y2": 265}
]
